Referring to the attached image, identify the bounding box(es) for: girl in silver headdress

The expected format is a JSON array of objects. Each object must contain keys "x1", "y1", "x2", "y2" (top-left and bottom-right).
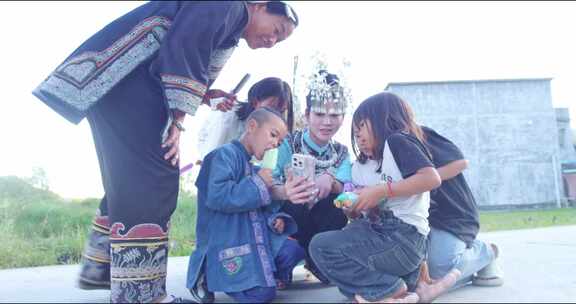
[{"x1": 270, "y1": 70, "x2": 352, "y2": 285}]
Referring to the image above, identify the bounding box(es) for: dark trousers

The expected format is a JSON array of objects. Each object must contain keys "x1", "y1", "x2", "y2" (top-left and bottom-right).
[
  {"x1": 309, "y1": 213, "x2": 427, "y2": 301},
  {"x1": 226, "y1": 239, "x2": 305, "y2": 303},
  {"x1": 78, "y1": 62, "x2": 180, "y2": 303},
  {"x1": 280, "y1": 193, "x2": 348, "y2": 273}
]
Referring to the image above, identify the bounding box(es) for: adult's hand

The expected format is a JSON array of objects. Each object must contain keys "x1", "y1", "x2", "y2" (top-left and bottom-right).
[
  {"x1": 162, "y1": 123, "x2": 181, "y2": 167},
  {"x1": 202, "y1": 89, "x2": 236, "y2": 112},
  {"x1": 285, "y1": 173, "x2": 317, "y2": 204}
]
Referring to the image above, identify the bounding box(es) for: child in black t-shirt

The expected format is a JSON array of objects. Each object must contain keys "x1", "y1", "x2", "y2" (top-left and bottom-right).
[{"x1": 415, "y1": 126, "x2": 503, "y2": 303}]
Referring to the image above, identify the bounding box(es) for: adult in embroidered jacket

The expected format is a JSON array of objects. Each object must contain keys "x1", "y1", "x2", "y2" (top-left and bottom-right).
[{"x1": 31, "y1": 1, "x2": 298, "y2": 303}]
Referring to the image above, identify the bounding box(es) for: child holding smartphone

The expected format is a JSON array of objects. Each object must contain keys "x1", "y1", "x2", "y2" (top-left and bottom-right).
[{"x1": 187, "y1": 108, "x2": 304, "y2": 303}]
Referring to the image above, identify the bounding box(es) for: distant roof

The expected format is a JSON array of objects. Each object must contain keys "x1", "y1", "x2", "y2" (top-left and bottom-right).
[{"x1": 385, "y1": 77, "x2": 553, "y2": 90}]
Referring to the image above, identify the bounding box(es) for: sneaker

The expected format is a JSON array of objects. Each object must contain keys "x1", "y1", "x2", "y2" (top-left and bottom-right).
[
  {"x1": 162, "y1": 295, "x2": 195, "y2": 303},
  {"x1": 189, "y1": 273, "x2": 215, "y2": 303},
  {"x1": 472, "y1": 243, "x2": 504, "y2": 287},
  {"x1": 304, "y1": 261, "x2": 331, "y2": 285}
]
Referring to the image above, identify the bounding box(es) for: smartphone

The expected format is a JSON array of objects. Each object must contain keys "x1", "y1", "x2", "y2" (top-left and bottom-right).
[
  {"x1": 290, "y1": 153, "x2": 316, "y2": 181},
  {"x1": 210, "y1": 73, "x2": 251, "y2": 109}
]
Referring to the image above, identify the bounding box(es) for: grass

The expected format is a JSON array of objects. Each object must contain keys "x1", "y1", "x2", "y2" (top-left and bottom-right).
[
  {"x1": 1, "y1": 176, "x2": 576, "y2": 269},
  {"x1": 0, "y1": 176, "x2": 198, "y2": 269},
  {"x1": 479, "y1": 207, "x2": 576, "y2": 232}
]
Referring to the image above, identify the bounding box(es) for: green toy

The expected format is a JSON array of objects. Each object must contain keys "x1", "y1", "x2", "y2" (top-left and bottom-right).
[{"x1": 333, "y1": 192, "x2": 358, "y2": 209}]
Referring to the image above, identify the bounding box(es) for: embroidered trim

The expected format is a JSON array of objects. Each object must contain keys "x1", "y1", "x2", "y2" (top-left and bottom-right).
[
  {"x1": 110, "y1": 222, "x2": 169, "y2": 240},
  {"x1": 250, "y1": 174, "x2": 271, "y2": 206},
  {"x1": 256, "y1": 244, "x2": 276, "y2": 286},
  {"x1": 252, "y1": 222, "x2": 265, "y2": 244},
  {"x1": 165, "y1": 89, "x2": 202, "y2": 116},
  {"x1": 248, "y1": 210, "x2": 276, "y2": 286},
  {"x1": 218, "y1": 244, "x2": 252, "y2": 261},
  {"x1": 160, "y1": 74, "x2": 207, "y2": 96},
  {"x1": 110, "y1": 242, "x2": 167, "y2": 303},
  {"x1": 34, "y1": 16, "x2": 172, "y2": 114},
  {"x1": 110, "y1": 245, "x2": 168, "y2": 279}
]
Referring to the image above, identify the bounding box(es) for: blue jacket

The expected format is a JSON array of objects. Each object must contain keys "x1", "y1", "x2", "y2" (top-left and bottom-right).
[{"x1": 186, "y1": 140, "x2": 297, "y2": 293}]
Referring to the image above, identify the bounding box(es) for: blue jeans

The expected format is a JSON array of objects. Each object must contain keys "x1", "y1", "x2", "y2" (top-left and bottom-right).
[
  {"x1": 274, "y1": 238, "x2": 306, "y2": 285},
  {"x1": 226, "y1": 239, "x2": 304, "y2": 303},
  {"x1": 309, "y1": 213, "x2": 427, "y2": 302},
  {"x1": 427, "y1": 227, "x2": 495, "y2": 289}
]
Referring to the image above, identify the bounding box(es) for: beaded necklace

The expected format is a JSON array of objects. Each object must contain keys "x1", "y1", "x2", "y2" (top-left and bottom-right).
[{"x1": 294, "y1": 131, "x2": 340, "y2": 174}]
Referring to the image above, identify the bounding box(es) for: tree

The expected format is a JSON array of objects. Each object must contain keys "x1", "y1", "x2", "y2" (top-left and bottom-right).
[{"x1": 26, "y1": 166, "x2": 50, "y2": 191}]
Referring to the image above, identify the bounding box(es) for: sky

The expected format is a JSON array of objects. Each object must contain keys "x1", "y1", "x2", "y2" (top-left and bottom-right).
[{"x1": 1, "y1": 1, "x2": 575, "y2": 198}]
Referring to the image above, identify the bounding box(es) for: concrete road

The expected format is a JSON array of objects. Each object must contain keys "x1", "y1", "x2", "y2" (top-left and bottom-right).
[{"x1": 1, "y1": 225, "x2": 575, "y2": 303}]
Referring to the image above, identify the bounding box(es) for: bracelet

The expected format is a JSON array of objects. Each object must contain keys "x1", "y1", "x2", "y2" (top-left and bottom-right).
[
  {"x1": 386, "y1": 180, "x2": 394, "y2": 198},
  {"x1": 173, "y1": 120, "x2": 186, "y2": 132}
]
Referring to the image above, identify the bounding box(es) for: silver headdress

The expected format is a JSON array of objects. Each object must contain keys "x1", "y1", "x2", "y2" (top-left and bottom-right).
[{"x1": 307, "y1": 70, "x2": 348, "y2": 115}]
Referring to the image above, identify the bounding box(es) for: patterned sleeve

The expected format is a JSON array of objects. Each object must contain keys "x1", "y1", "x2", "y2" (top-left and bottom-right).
[
  {"x1": 154, "y1": 1, "x2": 247, "y2": 116},
  {"x1": 273, "y1": 138, "x2": 293, "y2": 184}
]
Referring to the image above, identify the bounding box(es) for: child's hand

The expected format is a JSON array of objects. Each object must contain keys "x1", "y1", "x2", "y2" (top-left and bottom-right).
[
  {"x1": 351, "y1": 185, "x2": 385, "y2": 213},
  {"x1": 342, "y1": 207, "x2": 361, "y2": 220},
  {"x1": 273, "y1": 218, "x2": 285, "y2": 234},
  {"x1": 315, "y1": 173, "x2": 333, "y2": 200},
  {"x1": 257, "y1": 168, "x2": 274, "y2": 188}
]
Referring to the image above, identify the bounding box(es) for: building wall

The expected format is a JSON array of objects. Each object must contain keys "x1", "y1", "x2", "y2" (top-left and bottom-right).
[
  {"x1": 555, "y1": 108, "x2": 576, "y2": 162},
  {"x1": 387, "y1": 79, "x2": 563, "y2": 208}
]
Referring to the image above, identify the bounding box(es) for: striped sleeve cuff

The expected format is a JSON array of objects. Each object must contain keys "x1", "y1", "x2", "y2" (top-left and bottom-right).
[
  {"x1": 161, "y1": 74, "x2": 206, "y2": 116},
  {"x1": 250, "y1": 175, "x2": 271, "y2": 207}
]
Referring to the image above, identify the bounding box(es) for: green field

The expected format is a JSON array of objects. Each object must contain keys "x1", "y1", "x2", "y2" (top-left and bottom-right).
[
  {"x1": 1, "y1": 176, "x2": 575, "y2": 269},
  {"x1": 0, "y1": 176, "x2": 198, "y2": 269},
  {"x1": 479, "y1": 207, "x2": 576, "y2": 232}
]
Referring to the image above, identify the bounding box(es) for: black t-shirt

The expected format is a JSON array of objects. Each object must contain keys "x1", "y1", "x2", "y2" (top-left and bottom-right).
[
  {"x1": 387, "y1": 132, "x2": 434, "y2": 179},
  {"x1": 422, "y1": 126, "x2": 480, "y2": 246}
]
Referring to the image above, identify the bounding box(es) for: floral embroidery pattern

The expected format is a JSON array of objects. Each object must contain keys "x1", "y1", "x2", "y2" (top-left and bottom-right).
[{"x1": 34, "y1": 16, "x2": 172, "y2": 115}]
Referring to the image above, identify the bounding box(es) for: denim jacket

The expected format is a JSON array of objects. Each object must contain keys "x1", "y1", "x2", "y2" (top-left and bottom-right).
[{"x1": 186, "y1": 140, "x2": 297, "y2": 293}]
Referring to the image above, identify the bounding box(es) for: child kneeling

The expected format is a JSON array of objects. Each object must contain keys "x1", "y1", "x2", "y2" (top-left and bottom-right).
[
  {"x1": 309, "y1": 92, "x2": 442, "y2": 303},
  {"x1": 186, "y1": 107, "x2": 305, "y2": 303}
]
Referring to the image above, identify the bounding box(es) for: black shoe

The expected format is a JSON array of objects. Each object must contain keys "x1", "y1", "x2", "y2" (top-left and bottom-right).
[
  {"x1": 77, "y1": 277, "x2": 110, "y2": 290},
  {"x1": 189, "y1": 273, "x2": 215, "y2": 303}
]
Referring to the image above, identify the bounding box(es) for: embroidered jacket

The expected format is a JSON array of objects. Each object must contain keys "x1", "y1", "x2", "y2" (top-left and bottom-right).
[
  {"x1": 32, "y1": 1, "x2": 248, "y2": 139},
  {"x1": 186, "y1": 140, "x2": 297, "y2": 293}
]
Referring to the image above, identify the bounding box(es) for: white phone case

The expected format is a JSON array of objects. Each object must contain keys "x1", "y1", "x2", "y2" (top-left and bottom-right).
[{"x1": 291, "y1": 153, "x2": 316, "y2": 181}]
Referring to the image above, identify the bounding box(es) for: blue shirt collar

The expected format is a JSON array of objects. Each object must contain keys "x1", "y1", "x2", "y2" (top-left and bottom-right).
[
  {"x1": 231, "y1": 140, "x2": 252, "y2": 162},
  {"x1": 303, "y1": 129, "x2": 329, "y2": 154}
]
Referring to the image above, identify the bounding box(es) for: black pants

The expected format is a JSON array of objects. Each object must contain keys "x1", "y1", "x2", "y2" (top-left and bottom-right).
[
  {"x1": 280, "y1": 193, "x2": 348, "y2": 272},
  {"x1": 79, "y1": 62, "x2": 180, "y2": 303}
]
